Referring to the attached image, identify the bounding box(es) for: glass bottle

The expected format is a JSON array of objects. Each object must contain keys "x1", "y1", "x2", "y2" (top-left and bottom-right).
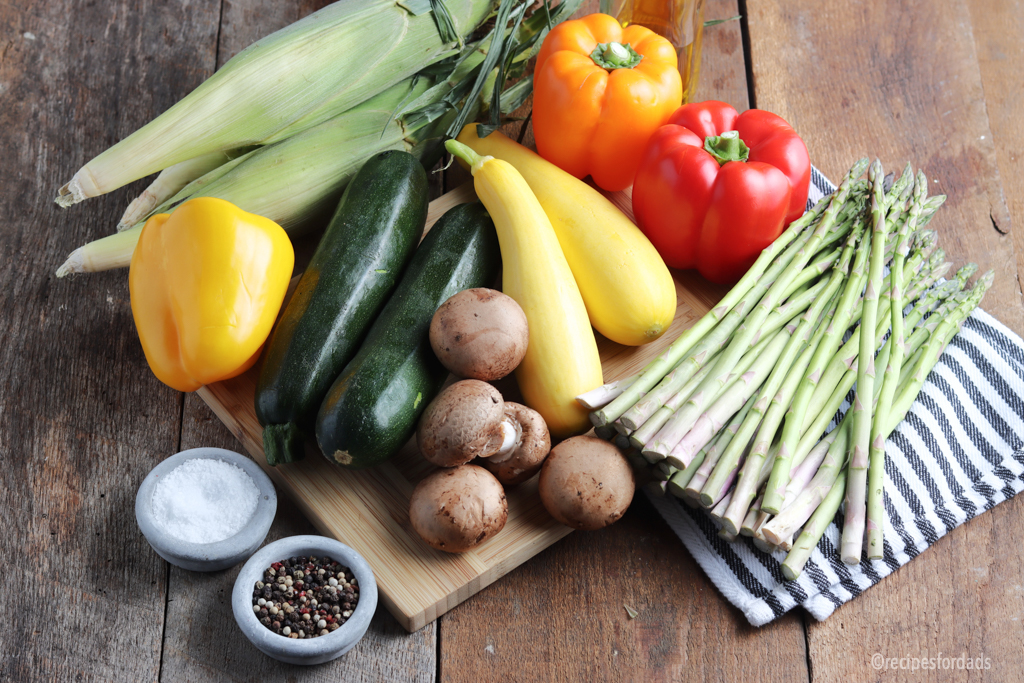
[{"x1": 602, "y1": 0, "x2": 706, "y2": 103}]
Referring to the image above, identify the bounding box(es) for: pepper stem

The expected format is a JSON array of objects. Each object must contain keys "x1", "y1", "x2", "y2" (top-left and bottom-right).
[
  {"x1": 704, "y1": 130, "x2": 750, "y2": 165},
  {"x1": 590, "y1": 42, "x2": 643, "y2": 70},
  {"x1": 445, "y1": 139, "x2": 492, "y2": 175}
]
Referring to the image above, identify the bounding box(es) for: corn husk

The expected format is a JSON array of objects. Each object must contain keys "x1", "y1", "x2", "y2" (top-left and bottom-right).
[
  {"x1": 55, "y1": 0, "x2": 495, "y2": 206},
  {"x1": 115, "y1": 150, "x2": 246, "y2": 229},
  {"x1": 56, "y1": 0, "x2": 582, "y2": 277}
]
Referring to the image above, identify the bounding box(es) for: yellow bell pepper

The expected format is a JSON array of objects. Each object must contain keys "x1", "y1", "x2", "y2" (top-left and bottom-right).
[{"x1": 129, "y1": 197, "x2": 294, "y2": 392}]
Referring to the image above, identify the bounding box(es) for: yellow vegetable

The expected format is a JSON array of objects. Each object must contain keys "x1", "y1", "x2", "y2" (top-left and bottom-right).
[
  {"x1": 445, "y1": 140, "x2": 603, "y2": 437},
  {"x1": 456, "y1": 124, "x2": 676, "y2": 346},
  {"x1": 129, "y1": 197, "x2": 294, "y2": 392}
]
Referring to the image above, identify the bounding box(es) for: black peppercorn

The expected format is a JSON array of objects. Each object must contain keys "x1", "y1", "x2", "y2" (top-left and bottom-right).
[{"x1": 253, "y1": 556, "x2": 360, "y2": 640}]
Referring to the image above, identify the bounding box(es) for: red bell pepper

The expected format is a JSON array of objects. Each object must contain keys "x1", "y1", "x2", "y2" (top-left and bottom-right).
[{"x1": 632, "y1": 101, "x2": 811, "y2": 284}]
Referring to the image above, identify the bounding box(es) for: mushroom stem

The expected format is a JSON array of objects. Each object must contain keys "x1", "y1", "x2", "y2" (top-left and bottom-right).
[{"x1": 485, "y1": 418, "x2": 521, "y2": 464}]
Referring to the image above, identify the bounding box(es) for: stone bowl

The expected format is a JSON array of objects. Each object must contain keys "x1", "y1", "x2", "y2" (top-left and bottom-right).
[
  {"x1": 231, "y1": 535, "x2": 378, "y2": 665},
  {"x1": 135, "y1": 447, "x2": 277, "y2": 572}
]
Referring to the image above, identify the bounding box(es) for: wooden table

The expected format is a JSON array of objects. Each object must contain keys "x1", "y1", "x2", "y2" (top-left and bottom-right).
[{"x1": 2, "y1": 0, "x2": 1022, "y2": 680}]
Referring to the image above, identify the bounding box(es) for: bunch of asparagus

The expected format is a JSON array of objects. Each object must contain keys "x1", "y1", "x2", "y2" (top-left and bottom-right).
[{"x1": 579, "y1": 159, "x2": 992, "y2": 579}]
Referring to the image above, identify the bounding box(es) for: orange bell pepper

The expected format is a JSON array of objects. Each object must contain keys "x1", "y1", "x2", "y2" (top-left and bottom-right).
[
  {"x1": 129, "y1": 197, "x2": 294, "y2": 392},
  {"x1": 532, "y1": 12, "x2": 682, "y2": 192}
]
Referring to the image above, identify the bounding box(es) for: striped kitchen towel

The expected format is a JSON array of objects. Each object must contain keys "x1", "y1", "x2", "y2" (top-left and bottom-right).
[{"x1": 647, "y1": 169, "x2": 1024, "y2": 627}]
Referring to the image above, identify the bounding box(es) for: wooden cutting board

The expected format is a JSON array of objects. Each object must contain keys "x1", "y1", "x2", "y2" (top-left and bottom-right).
[{"x1": 198, "y1": 182, "x2": 722, "y2": 632}]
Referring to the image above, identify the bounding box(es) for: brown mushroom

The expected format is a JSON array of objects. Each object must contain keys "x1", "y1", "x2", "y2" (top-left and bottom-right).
[
  {"x1": 480, "y1": 402, "x2": 552, "y2": 486},
  {"x1": 417, "y1": 380, "x2": 515, "y2": 467},
  {"x1": 409, "y1": 465, "x2": 508, "y2": 553},
  {"x1": 538, "y1": 436, "x2": 635, "y2": 531},
  {"x1": 429, "y1": 288, "x2": 528, "y2": 381}
]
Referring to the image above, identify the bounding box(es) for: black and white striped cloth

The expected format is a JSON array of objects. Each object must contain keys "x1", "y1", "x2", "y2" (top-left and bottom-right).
[{"x1": 647, "y1": 169, "x2": 1024, "y2": 626}]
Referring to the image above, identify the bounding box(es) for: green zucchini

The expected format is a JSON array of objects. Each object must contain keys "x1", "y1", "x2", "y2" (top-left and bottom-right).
[
  {"x1": 255, "y1": 151, "x2": 428, "y2": 466},
  {"x1": 315, "y1": 202, "x2": 501, "y2": 469}
]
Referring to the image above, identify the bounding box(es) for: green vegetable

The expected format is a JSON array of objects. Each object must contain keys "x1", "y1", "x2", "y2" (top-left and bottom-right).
[
  {"x1": 255, "y1": 151, "x2": 428, "y2": 467},
  {"x1": 55, "y1": 0, "x2": 585, "y2": 276},
  {"x1": 578, "y1": 157, "x2": 991, "y2": 576},
  {"x1": 54, "y1": 0, "x2": 496, "y2": 206},
  {"x1": 316, "y1": 202, "x2": 501, "y2": 469}
]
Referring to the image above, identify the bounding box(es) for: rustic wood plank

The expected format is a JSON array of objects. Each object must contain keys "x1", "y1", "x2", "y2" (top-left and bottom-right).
[
  {"x1": 439, "y1": 496, "x2": 809, "y2": 683},
  {"x1": 0, "y1": 0, "x2": 220, "y2": 680},
  {"x1": 970, "y1": 0, "x2": 1024, "y2": 320},
  {"x1": 746, "y1": 0, "x2": 1024, "y2": 680},
  {"x1": 439, "y1": 2, "x2": 810, "y2": 682},
  {"x1": 698, "y1": 0, "x2": 749, "y2": 111},
  {"x1": 747, "y1": 0, "x2": 1023, "y2": 338}
]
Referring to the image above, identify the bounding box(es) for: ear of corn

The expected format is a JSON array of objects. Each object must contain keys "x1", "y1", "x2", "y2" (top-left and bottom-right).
[
  {"x1": 55, "y1": 0, "x2": 495, "y2": 206},
  {"x1": 56, "y1": 0, "x2": 584, "y2": 277},
  {"x1": 115, "y1": 150, "x2": 243, "y2": 229}
]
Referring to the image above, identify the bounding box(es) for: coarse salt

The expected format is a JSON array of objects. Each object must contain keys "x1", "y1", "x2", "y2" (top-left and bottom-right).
[{"x1": 151, "y1": 458, "x2": 260, "y2": 544}]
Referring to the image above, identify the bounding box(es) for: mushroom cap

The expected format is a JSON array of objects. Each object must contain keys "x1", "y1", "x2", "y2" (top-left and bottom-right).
[
  {"x1": 429, "y1": 288, "x2": 529, "y2": 381},
  {"x1": 417, "y1": 380, "x2": 507, "y2": 467},
  {"x1": 481, "y1": 403, "x2": 551, "y2": 486},
  {"x1": 409, "y1": 465, "x2": 508, "y2": 553},
  {"x1": 538, "y1": 436, "x2": 635, "y2": 531}
]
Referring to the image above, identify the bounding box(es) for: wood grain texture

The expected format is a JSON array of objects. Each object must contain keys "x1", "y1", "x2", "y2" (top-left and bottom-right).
[
  {"x1": 439, "y1": 3, "x2": 809, "y2": 682},
  {"x1": 0, "y1": 0, "x2": 219, "y2": 680},
  {"x1": 970, "y1": 0, "x2": 1024, "y2": 322},
  {"x1": 439, "y1": 495, "x2": 808, "y2": 683},
  {"x1": 747, "y1": 0, "x2": 1023, "y2": 340},
  {"x1": 746, "y1": 0, "x2": 1024, "y2": 680}
]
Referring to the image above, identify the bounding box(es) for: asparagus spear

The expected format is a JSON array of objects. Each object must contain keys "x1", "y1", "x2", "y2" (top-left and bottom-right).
[
  {"x1": 781, "y1": 430, "x2": 839, "y2": 505},
  {"x1": 683, "y1": 393, "x2": 757, "y2": 497},
  {"x1": 666, "y1": 430, "x2": 724, "y2": 497},
  {"x1": 761, "y1": 218, "x2": 870, "y2": 513},
  {"x1": 782, "y1": 469, "x2": 848, "y2": 580},
  {"x1": 630, "y1": 361, "x2": 718, "y2": 450},
  {"x1": 592, "y1": 160, "x2": 868, "y2": 428},
  {"x1": 705, "y1": 251, "x2": 850, "y2": 510},
  {"x1": 762, "y1": 416, "x2": 853, "y2": 546},
  {"x1": 842, "y1": 161, "x2": 892, "y2": 564},
  {"x1": 620, "y1": 259, "x2": 829, "y2": 431},
  {"x1": 667, "y1": 329, "x2": 793, "y2": 468},
  {"x1": 889, "y1": 272, "x2": 993, "y2": 427},
  {"x1": 763, "y1": 164, "x2": 914, "y2": 514},
  {"x1": 865, "y1": 169, "x2": 926, "y2": 558},
  {"x1": 801, "y1": 245, "x2": 949, "y2": 442},
  {"x1": 643, "y1": 326, "x2": 784, "y2": 460},
  {"x1": 587, "y1": 194, "x2": 830, "y2": 426},
  {"x1": 761, "y1": 249, "x2": 949, "y2": 512},
  {"x1": 780, "y1": 273, "x2": 991, "y2": 577},
  {"x1": 576, "y1": 376, "x2": 637, "y2": 410}
]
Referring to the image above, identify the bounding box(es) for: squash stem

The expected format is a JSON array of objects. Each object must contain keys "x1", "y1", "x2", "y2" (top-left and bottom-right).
[{"x1": 445, "y1": 139, "x2": 491, "y2": 175}]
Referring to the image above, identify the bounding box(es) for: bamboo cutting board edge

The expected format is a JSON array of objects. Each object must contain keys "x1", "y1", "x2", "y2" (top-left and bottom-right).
[{"x1": 197, "y1": 182, "x2": 713, "y2": 632}]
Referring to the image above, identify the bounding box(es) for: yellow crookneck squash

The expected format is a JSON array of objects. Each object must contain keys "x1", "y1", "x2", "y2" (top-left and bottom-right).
[
  {"x1": 456, "y1": 124, "x2": 676, "y2": 347},
  {"x1": 445, "y1": 140, "x2": 602, "y2": 438}
]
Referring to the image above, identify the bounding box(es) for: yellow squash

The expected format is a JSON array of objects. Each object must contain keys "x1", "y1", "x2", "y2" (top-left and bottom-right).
[
  {"x1": 445, "y1": 140, "x2": 602, "y2": 437},
  {"x1": 456, "y1": 124, "x2": 676, "y2": 346},
  {"x1": 129, "y1": 197, "x2": 294, "y2": 392}
]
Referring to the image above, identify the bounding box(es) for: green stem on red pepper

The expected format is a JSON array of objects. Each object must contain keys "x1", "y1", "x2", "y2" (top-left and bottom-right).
[{"x1": 704, "y1": 131, "x2": 750, "y2": 165}]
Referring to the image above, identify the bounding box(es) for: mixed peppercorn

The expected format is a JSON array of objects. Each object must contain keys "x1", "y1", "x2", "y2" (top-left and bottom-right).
[{"x1": 251, "y1": 555, "x2": 360, "y2": 639}]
